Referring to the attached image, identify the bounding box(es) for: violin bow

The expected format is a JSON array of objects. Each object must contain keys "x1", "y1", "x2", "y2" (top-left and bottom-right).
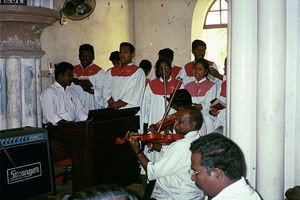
[
  {"x1": 157, "y1": 77, "x2": 182, "y2": 133},
  {"x1": 162, "y1": 65, "x2": 167, "y2": 110}
]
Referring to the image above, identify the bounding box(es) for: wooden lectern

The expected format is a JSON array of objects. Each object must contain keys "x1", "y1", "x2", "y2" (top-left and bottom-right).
[{"x1": 48, "y1": 107, "x2": 140, "y2": 192}]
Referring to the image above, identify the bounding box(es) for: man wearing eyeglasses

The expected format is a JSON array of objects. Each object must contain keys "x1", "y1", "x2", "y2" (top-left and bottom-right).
[
  {"x1": 189, "y1": 133, "x2": 261, "y2": 200},
  {"x1": 126, "y1": 105, "x2": 204, "y2": 200}
]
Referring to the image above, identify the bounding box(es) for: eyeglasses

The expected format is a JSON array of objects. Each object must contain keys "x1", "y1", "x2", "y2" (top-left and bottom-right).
[{"x1": 188, "y1": 168, "x2": 206, "y2": 177}]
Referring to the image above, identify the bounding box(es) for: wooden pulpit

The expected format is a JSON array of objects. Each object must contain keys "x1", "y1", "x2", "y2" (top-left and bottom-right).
[{"x1": 48, "y1": 107, "x2": 140, "y2": 193}]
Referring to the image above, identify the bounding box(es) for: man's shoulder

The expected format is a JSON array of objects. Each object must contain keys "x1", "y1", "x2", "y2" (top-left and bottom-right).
[{"x1": 41, "y1": 83, "x2": 57, "y2": 97}]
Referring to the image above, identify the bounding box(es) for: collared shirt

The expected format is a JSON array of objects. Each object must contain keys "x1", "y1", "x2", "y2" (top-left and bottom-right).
[
  {"x1": 40, "y1": 81, "x2": 88, "y2": 125},
  {"x1": 212, "y1": 177, "x2": 261, "y2": 200},
  {"x1": 147, "y1": 130, "x2": 204, "y2": 200}
]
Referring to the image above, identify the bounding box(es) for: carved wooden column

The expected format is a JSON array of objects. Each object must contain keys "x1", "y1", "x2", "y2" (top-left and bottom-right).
[{"x1": 0, "y1": 5, "x2": 59, "y2": 129}]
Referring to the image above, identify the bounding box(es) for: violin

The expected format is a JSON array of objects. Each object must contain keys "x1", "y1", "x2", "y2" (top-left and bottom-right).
[
  {"x1": 146, "y1": 112, "x2": 176, "y2": 133},
  {"x1": 115, "y1": 132, "x2": 184, "y2": 145},
  {"x1": 116, "y1": 78, "x2": 183, "y2": 145}
]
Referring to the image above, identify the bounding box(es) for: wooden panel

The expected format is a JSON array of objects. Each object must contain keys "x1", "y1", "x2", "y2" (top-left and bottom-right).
[{"x1": 49, "y1": 110, "x2": 140, "y2": 193}]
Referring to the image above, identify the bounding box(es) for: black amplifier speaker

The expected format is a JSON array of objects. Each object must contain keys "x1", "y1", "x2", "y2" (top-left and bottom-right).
[{"x1": 0, "y1": 127, "x2": 55, "y2": 200}]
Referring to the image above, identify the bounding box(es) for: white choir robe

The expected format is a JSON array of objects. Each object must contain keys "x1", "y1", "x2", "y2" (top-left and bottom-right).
[
  {"x1": 71, "y1": 64, "x2": 107, "y2": 111},
  {"x1": 214, "y1": 77, "x2": 227, "y2": 135},
  {"x1": 103, "y1": 63, "x2": 145, "y2": 109},
  {"x1": 140, "y1": 77, "x2": 182, "y2": 174},
  {"x1": 184, "y1": 77, "x2": 217, "y2": 134}
]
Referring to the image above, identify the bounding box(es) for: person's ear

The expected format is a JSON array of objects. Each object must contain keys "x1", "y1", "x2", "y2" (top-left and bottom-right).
[
  {"x1": 211, "y1": 168, "x2": 223, "y2": 181},
  {"x1": 131, "y1": 52, "x2": 135, "y2": 58},
  {"x1": 191, "y1": 121, "x2": 197, "y2": 130}
]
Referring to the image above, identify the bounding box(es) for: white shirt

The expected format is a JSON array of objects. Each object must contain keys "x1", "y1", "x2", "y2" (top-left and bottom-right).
[
  {"x1": 212, "y1": 177, "x2": 261, "y2": 200},
  {"x1": 147, "y1": 130, "x2": 204, "y2": 200},
  {"x1": 40, "y1": 81, "x2": 88, "y2": 125},
  {"x1": 103, "y1": 63, "x2": 145, "y2": 109}
]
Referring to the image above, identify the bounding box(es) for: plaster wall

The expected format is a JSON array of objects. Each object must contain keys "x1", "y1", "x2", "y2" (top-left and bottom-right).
[
  {"x1": 40, "y1": 0, "x2": 135, "y2": 89},
  {"x1": 134, "y1": 0, "x2": 198, "y2": 74}
]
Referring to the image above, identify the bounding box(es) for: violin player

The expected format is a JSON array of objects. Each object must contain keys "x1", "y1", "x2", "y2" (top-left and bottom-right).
[{"x1": 126, "y1": 105, "x2": 205, "y2": 200}]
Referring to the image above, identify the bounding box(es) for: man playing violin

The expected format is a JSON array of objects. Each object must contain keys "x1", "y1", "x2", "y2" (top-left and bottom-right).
[{"x1": 127, "y1": 105, "x2": 204, "y2": 200}]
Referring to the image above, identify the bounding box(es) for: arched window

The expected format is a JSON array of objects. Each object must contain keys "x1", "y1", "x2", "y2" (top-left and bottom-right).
[{"x1": 204, "y1": 0, "x2": 228, "y2": 29}]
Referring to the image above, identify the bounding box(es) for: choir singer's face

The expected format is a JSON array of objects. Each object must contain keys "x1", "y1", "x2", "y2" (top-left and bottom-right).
[
  {"x1": 158, "y1": 61, "x2": 172, "y2": 80},
  {"x1": 192, "y1": 45, "x2": 206, "y2": 60},
  {"x1": 120, "y1": 46, "x2": 134, "y2": 65},
  {"x1": 194, "y1": 63, "x2": 207, "y2": 81},
  {"x1": 79, "y1": 50, "x2": 94, "y2": 68}
]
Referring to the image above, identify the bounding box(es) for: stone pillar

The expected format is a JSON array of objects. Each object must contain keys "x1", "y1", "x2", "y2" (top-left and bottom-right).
[
  {"x1": 229, "y1": 0, "x2": 257, "y2": 187},
  {"x1": 0, "y1": 5, "x2": 59, "y2": 129},
  {"x1": 256, "y1": 0, "x2": 286, "y2": 198}
]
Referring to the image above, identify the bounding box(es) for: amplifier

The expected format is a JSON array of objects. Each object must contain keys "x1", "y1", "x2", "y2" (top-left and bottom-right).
[{"x1": 0, "y1": 127, "x2": 55, "y2": 200}]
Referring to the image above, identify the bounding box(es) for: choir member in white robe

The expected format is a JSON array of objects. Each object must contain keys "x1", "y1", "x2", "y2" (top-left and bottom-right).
[
  {"x1": 103, "y1": 42, "x2": 145, "y2": 110},
  {"x1": 184, "y1": 58, "x2": 217, "y2": 134},
  {"x1": 71, "y1": 44, "x2": 107, "y2": 111},
  {"x1": 141, "y1": 59, "x2": 182, "y2": 166},
  {"x1": 178, "y1": 39, "x2": 221, "y2": 88}
]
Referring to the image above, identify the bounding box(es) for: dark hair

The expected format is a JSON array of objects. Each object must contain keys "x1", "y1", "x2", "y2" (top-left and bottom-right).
[
  {"x1": 79, "y1": 44, "x2": 94, "y2": 56},
  {"x1": 190, "y1": 133, "x2": 244, "y2": 180},
  {"x1": 194, "y1": 58, "x2": 209, "y2": 78},
  {"x1": 192, "y1": 40, "x2": 206, "y2": 51},
  {"x1": 172, "y1": 89, "x2": 192, "y2": 107},
  {"x1": 139, "y1": 60, "x2": 152, "y2": 75},
  {"x1": 179, "y1": 105, "x2": 203, "y2": 130},
  {"x1": 155, "y1": 59, "x2": 171, "y2": 78},
  {"x1": 109, "y1": 51, "x2": 120, "y2": 61},
  {"x1": 158, "y1": 48, "x2": 174, "y2": 61},
  {"x1": 285, "y1": 186, "x2": 300, "y2": 200},
  {"x1": 64, "y1": 184, "x2": 139, "y2": 200},
  {"x1": 54, "y1": 62, "x2": 74, "y2": 81},
  {"x1": 120, "y1": 42, "x2": 135, "y2": 53}
]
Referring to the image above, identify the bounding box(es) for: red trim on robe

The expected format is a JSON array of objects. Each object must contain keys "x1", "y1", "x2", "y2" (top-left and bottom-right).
[
  {"x1": 220, "y1": 80, "x2": 226, "y2": 98},
  {"x1": 149, "y1": 78, "x2": 182, "y2": 95},
  {"x1": 184, "y1": 80, "x2": 214, "y2": 97},
  {"x1": 111, "y1": 65, "x2": 139, "y2": 77},
  {"x1": 73, "y1": 64, "x2": 102, "y2": 76},
  {"x1": 184, "y1": 60, "x2": 215, "y2": 77},
  {"x1": 172, "y1": 66, "x2": 181, "y2": 78}
]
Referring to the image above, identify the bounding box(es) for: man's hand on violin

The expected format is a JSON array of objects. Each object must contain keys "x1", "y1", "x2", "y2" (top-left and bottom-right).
[{"x1": 126, "y1": 131, "x2": 140, "y2": 153}]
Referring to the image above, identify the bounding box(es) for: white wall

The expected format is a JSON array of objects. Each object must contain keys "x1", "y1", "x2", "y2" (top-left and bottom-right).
[{"x1": 40, "y1": 0, "x2": 135, "y2": 90}]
